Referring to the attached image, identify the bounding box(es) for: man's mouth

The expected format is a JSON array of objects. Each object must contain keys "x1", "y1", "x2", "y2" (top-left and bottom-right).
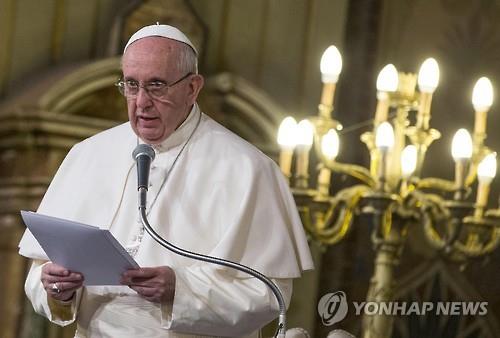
[
  {"x1": 138, "y1": 116, "x2": 157, "y2": 121},
  {"x1": 137, "y1": 116, "x2": 160, "y2": 127}
]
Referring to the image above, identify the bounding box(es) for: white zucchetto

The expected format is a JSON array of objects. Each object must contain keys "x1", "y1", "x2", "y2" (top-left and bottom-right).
[{"x1": 124, "y1": 23, "x2": 198, "y2": 55}]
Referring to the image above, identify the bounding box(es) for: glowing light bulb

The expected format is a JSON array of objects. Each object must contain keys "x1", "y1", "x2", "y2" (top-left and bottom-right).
[
  {"x1": 321, "y1": 129, "x2": 340, "y2": 160},
  {"x1": 401, "y1": 145, "x2": 418, "y2": 178},
  {"x1": 296, "y1": 119, "x2": 314, "y2": 147},
  {"x1": 477, "y1": 152, "x2": 497, "y2": 184},
  {"x1": 376, "y1": 64, "x2": 399, "y2": 92},
  {"x1": 320, "y1": 45, "x2": 342, "y2": 83},
  {"x1": 472, "y1": 77, "x2": 493, "y2": 112},
  {"x1": 418, "y1": 58, "x2": 440, "y2": 93},
  {"x1": 451, "y1": 128, "x2": 473, "y2": 160},
  {"x1": 277, "y1": 117, "x2": 298, "y2": 149},
  {"x1": 375, "y1": 122, "x2": 395, "y2": 149}
]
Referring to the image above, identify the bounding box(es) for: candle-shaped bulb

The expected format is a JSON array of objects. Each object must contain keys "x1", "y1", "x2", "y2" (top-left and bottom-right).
[
  {"x1": 401, "y1": 145, "x2": 418, "y2": 178},
  {"x1": 376, "y1": 64, "x2": 399, "y2": 92},
  {"x1": 320, "y1": 45, "x2": 342, "y2": 84},
  {"x1": 475, "y1": 152, "x2": 497, "y2": 216},
  {"x1": 277, "y1": 117, "x2": 298, "y2": 149},
  {"x1": 375, "y1": 122, "x2": 395, "y2": 149},
  {"x1": 472, "y1": 77, "x2": 493, "y2": 112},
  {"x1": 451, "y1": 128, "x2": 473, "y2": 161},
  {"x1": 477, "y1": 152, "x2": 497, "y2": 184},
  {"x1": 321, "y1": 129, "x2": 340, "y2": 160},
  {"x1": 418, "y1": 58, "x2": 440, "y2": 93},
  {"x1": 296, "y1": 119, "x2": 314, "y2": 147},
  {"x1": 295, "y1": 119, "x2": 314, "y2": 189}
]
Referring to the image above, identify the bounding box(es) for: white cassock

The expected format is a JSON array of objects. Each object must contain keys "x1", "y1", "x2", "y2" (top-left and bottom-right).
[{"x1": 18, "y1": 104, "x2": 314, "y2": 338}]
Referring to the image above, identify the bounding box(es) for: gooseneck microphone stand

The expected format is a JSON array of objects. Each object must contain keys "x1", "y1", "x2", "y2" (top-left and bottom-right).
[{"x1": 134, "y1": 145, "x2": 286, "y2": 337}]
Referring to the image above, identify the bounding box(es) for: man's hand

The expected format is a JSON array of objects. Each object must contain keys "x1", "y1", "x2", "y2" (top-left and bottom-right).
[
  {"x1": 41, "y1": 262, "x2": 84, "y2": 301},
  {"x1": 120, "y1": 266, "x2": 176, "y2": 304}
]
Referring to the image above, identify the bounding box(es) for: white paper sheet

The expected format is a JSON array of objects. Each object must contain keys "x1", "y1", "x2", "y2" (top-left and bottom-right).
[{"x1": 20, "y1": 210, "x2": 140, "y2": 285}]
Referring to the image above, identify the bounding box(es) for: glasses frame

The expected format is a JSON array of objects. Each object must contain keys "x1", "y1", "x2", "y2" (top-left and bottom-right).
[{"x1": 115, "y1": 72, "x2": 193, "y2": 100}]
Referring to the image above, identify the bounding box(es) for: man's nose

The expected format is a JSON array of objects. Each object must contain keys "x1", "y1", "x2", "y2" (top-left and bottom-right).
[{"x1": 135, "y1": 87, "x2": 152, "y2": 108}]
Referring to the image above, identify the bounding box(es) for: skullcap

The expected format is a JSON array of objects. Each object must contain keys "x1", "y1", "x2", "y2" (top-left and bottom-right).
[{"x1": 124, "y1": 23, "x2": 197, "y2": 55}]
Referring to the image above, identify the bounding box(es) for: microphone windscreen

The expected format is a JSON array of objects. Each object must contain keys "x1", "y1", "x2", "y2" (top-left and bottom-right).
[
  {"x1": 132, "y1": 144, "x2": 156, "y2": 191},
  {"x1": 132, "y1": 144, "x2": 156, "y2": 161}
]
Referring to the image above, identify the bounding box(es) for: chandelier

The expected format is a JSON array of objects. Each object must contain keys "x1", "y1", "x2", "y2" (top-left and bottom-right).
[{"x1": 276, "y1": 45, "x2": 500, "y2": 338}]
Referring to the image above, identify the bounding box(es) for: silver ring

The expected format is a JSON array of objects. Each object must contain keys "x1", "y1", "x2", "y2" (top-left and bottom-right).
[{"x1": 51, "y1": 283, "x2": 61, "y2": 294}]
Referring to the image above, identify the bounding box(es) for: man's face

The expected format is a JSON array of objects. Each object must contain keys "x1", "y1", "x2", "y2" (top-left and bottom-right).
[{"x1": 121, "y1": 37, "x2": 203, "y2": 144}]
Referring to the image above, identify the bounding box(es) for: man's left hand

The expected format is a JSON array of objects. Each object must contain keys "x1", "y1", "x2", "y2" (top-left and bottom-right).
[{"x1": 120, "y1": 266, "x2": 176, "y2": 304}]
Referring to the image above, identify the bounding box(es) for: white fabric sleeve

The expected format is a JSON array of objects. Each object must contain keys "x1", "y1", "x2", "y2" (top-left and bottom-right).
[
  {"x1": 159, "y1": 266, "x2": 292, "y2": 337},
  {"x1": 24, "y1": 260, "x2": 81, "y2": 326}
]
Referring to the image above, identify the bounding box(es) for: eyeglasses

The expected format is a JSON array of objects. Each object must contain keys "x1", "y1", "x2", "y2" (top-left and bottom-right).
[{"x1": 115, "y1": 72, "x2": 193, "y2": 100}]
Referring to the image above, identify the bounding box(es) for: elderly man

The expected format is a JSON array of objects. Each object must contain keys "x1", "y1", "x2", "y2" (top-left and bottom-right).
[{"x1": 19, "y1": 24, "x2": 313, "y2": 337}]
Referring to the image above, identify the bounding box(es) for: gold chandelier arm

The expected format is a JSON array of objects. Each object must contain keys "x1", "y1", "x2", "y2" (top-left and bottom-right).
[
  {"x1": 323, "y1": 160, "x2": 375, "y2": 187},
  {"x1": 307, "y1": 185, "x2": 370, "y2": 245},
  {"x1": 450, "y1": 214, "x2": 500, "y2": 257},
  {"x1": 415, "y1": 177, "x2": 456, "y2": 191},
  {"x1": 408, "y1": 190, "x2": 449, "y2": 216},
  {"x1": 407, "y1": 190, "x2": 452, "y2": 250},
  {"x1": 422, "y1": 214, "x2": 446, "y2": 250},
  {"x1": 451, "y1": 229, "x2": 500, "y2": 257},
  {"x1": 465, "y1": 163, "x2": 478, "y2": 187},
  {"x1": 314, "y1": 206, "x2": 354, "y2": 245},
  {"x1": 311, "y1": 136, "x2": 375, "y2": 187}
]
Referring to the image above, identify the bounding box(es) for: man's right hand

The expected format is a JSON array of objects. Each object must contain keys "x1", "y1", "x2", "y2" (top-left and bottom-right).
[{"x1": 41, "y1": 262, "x2": 84, "y2": 301}]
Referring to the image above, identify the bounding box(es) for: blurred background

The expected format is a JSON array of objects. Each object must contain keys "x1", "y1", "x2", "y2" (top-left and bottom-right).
[{"x1": 0, "y1": 1, "x2": 499, "y2": 337}]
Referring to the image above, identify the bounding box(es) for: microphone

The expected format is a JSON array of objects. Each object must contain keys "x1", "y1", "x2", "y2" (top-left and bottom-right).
[
  {"x1": 132, "y1": 144, "x2": 155, "y2": 208},
  {"x1": 132, "y1": 144, "x2": 156, "y2": 190},
  {"x1": 131, "y1": 145, "x2": 288, "y2": 337}
]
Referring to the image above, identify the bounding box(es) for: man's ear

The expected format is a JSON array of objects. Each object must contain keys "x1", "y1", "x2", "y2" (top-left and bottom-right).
[{"x1": 188, "y1": 74, "x2": 204, "y2": 104}]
